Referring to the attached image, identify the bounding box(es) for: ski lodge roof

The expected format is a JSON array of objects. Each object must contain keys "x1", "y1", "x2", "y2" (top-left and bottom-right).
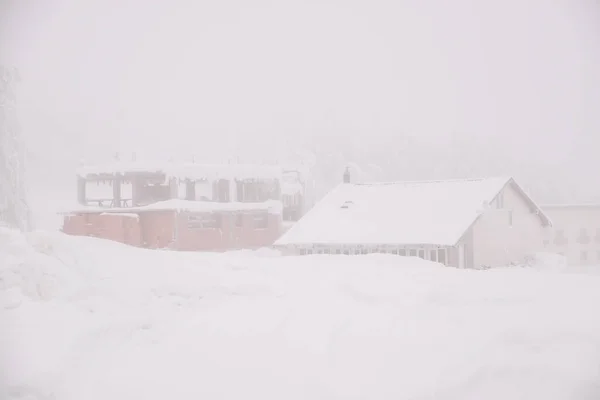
[
  {"x1": 275, "y1": 177, "x2": 551, "y2": 247},
  {"x1": 76, "y1": 162, "x2": 284, "y2": 182}
]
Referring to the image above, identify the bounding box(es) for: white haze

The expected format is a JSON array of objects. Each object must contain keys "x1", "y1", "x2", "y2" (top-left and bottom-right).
[{"x1": 1, "y1": 0, "x2": 600, "y2": 228}]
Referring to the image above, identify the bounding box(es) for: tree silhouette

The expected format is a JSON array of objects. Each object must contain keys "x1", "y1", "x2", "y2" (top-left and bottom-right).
[{"x1": 0, "y1": 65, "x2": 30, "y2": 231}]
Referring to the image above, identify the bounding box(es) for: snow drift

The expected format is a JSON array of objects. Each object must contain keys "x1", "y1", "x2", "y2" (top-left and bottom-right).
[{"x1": 2, "y1": 228, "x2": 600, "y2": 400}]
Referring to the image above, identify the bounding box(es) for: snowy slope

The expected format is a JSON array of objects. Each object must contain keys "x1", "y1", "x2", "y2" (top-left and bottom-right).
[{"x1": 2, "y1": 229, "x2": 600, "y2": 399}]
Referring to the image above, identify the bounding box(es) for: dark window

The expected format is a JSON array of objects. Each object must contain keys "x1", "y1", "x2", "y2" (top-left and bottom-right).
[
  {"x1": 398, "y1": 249, "x2": 406, "y2": 256},
  {"x1": 253, "y1": 213, "x2": 268, "y2": 229},
  {"x1": 437, "y1": 249, "x2": 447, "y2": 265},
  {"x1": 235, "y1": 213, "x2": 244, "y2": 227},
  {"x1": 418, "y1": 249, "x2": 425, "y2": 259},
  {"x1": 236, "y1": 180, "x2": 244, "y2": 202},
  {"x1": 185, "y1": 179, "x2": 196, "y2": 200},
  {"x1": 187, "y1": 213, "x2": 221, "y2": 229},
  {"x1": 430, "y1": 250, "x2": 437, "y2": 262},
  {"x1": 409, "y1": 249, "x2": 417, "y2": 257}
]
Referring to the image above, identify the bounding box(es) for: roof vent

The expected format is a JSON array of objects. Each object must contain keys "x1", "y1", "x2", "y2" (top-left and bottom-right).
[{"x1": 340, "y1": 200, "x2": 354, "y2": 209}]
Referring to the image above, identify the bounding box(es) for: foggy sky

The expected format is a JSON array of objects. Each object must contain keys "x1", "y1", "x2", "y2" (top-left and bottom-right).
[{"x1": 1, "y1": 0, "x2": 600, "y2": 207}]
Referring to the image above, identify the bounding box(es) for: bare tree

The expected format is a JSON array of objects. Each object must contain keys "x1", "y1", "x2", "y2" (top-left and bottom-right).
[{"x1": 0, "y1": 65, "x2": 30, "y2": 231}]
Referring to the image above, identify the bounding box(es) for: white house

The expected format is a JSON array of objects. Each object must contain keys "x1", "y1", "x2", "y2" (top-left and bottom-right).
[
  {"x1": 274, "y1": 176, "x2": 552, "y2": 268},
  {"x1": 541, "y1": 204, "x2": 600, "y2": 266}
]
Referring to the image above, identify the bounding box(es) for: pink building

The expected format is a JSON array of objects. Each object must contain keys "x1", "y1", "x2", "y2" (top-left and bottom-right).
[{"x1": 62, "y1": 163, "x2": 284, "y2": 251}]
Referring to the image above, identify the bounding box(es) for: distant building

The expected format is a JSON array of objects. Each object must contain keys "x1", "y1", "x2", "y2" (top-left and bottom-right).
[
  {"x1": 275, "y1": 176, "x2": 552, "y2": 268},
  {"x1": 541, "y1": 204, "x2": 600, "y2": 266},
  {"x1": 61, "y1": 162, "x2": 285, "y2": 251}
]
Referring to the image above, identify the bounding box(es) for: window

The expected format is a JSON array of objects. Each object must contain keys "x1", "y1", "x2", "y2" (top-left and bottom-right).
[
  {"x1": 235, "y1": 213, "x2": 244, "y2": 228},
  {"x1": 508, "y1": 210, "x2": 513, "y2": 226},
  {"x1": 495, "y1": 193, "x2": 504, "y2": 209},
  {"x1": 418, "y1": 249, "x2": 425, "y2": 259},
  {"x1": 253, "y1": 213, "x2": 268, "y2": 229},
  {"x1": 409, "y1": 249, "x2": 417, "y2": 257},
  {"x1": 187, "y1": 213, "x2": 221, "y2": 229},
  {"x1": 398, "y1": 249, "x2": 406, "y2": 256},
  {"x1": 306, "y1": 249, "x2": 313, "y2": 255},
  {"x1": 360, "y1": 248, "x2": 367, "y2": 255},
  {"x1": 577, "y1": 228, "x2": 591, "y2": 244},
  {"x1": 343, "y1": 249, "x2": 350, "y2": 255},
  {"x1": 300, "y1": 249, "x2": 307, "y2": 255},
  {"x1": 430, "y1": 249, "x2": 437, "y2": 262},
  {"x1": 324, "y1": 248, "x2": 331, "y2": 254},
  {"x1": 581, "y1": 251, "x2": 588, "y2": 261},
  {"x1": 554, "y1": 230, "x2": 568, "y2": 246},
  {"x1": 185, "y1": 179, "x2": 196, "y2": 200},
  {"x1": 437, "y1": 248, "x2": 447, "y2": 265},
  {"x1": 335, "y1": 249, "x2": 341, "y2": 254}
]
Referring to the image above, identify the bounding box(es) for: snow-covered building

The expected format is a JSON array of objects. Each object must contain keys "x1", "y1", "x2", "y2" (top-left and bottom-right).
[
  {"x1": 275, "y1": 176, "x2": 552, "y2": 268},
  {"x1": 62, "y1": 162, "x2": 284, "y2": 251},
  {"x1": 541, "y1": 204, "x2": 600, "y2": 266}
]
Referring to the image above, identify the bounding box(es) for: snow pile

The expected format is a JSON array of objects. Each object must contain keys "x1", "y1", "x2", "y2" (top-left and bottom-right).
[
  {"x1": 525, "y1": 252, "x2": 569, "y2": 271},
  {"x1": 2, "y1": 229, "x2": 600, "y2": 399}
]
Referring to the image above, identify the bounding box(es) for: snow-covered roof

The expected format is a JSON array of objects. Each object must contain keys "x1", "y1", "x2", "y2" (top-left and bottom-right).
[
  {"x1": 62, "y1": 199, "x2": 283, "y2": 215},
  {"x1": 76, "y1": 162, "x2": 283, "y2": 181},
  {"x1": 541, "y1": 203, "x2": 600, "y2": 209},
  {"x1": 275, "y1": 177, "x2": 550, "y2": 247}
]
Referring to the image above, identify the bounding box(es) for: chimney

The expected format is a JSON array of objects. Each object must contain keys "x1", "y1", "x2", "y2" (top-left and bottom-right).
[{"x1": 343, "y1": 166, "x2": 351, "y2": 183}]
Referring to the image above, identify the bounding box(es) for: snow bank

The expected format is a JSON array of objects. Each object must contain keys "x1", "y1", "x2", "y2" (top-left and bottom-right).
[
  {"x1": 2, "y1": 229, "x2": 600, "y2": 399},
  {"x1": 62, "y1": 199, "x2": 284, "y2": 215},
  {"x1": 525, "y1": 252, "x2": 569, "y2": 271}
]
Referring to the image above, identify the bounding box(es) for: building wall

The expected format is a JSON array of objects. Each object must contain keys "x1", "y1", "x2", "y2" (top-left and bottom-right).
[
  {"x1": 542, "y1": 205, "x2": 600, "y2": 265},
  {"x1": 174, "y1": 211, "x2": 282, "y2": 252},
  {"x1": 62, "y1": 213, "x2": 142, "y2": 247},
  {"x1": 280, "y1": 243, "x2": 453, "y2": 266},
  {"x1": 63, "y1": 209, "x2": 282, "y2": 251},
  {"x1": 471, "y1": 182, "x2": 547, "y2": 268},
  {"x1": 139, "y1": 211, "x2": 177, "y2": 249},
  {"x1": 451, "y1": 227, "x2": 474, "y2": 268}
]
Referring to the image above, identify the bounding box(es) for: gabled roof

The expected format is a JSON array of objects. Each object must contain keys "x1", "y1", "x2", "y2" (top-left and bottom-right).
[
  {"x1": 541, "y1": 203, "x2": 600, "y2": 210},
  {"x1": 275, "y1": 176, "x2": 551, "y2": 247}
]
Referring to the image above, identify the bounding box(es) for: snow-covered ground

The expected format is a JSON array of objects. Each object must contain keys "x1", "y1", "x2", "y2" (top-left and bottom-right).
[{"x1": 2, "y1": 229, "x2": 600, "y2": 399}]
